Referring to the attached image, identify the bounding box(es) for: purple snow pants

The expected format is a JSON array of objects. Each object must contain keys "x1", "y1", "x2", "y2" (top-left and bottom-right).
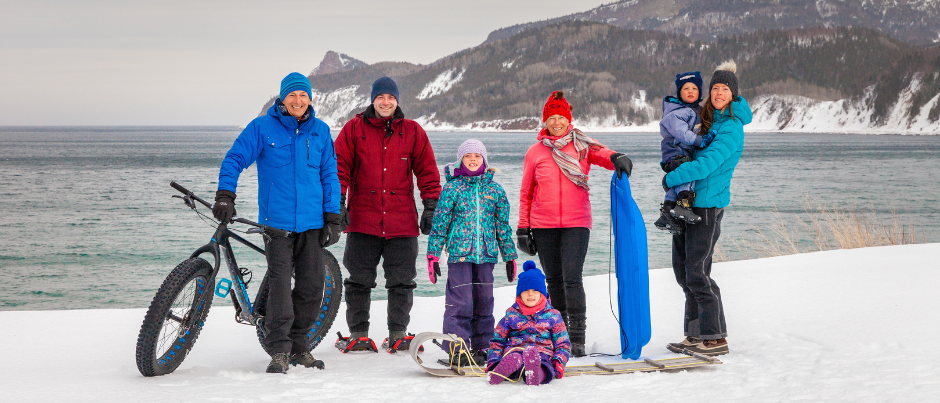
[{"x1": 442, "y1": 261, "x2": 495, "y2": 351}]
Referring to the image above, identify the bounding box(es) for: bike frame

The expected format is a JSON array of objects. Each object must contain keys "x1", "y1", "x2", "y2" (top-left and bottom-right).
[
  {"x1": 170, "y1": 181, "x2": 292, "y2": 329},
  {"x1": 189, "y1": 223, "x2": 264, "y2": 326}
]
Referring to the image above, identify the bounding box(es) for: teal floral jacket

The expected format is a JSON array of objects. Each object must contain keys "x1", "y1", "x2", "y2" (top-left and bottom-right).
[{"x1": 427, "y1": 167, "x2": 518, "y2": 264}]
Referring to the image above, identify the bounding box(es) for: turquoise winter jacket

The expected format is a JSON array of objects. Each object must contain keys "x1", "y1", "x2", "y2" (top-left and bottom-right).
[
  {"x1": 665, "y1": 97, "x2": 752, "y2": 208},
  {"x1": 427, "y1": 168, "x2": 518, "y2": 264}
]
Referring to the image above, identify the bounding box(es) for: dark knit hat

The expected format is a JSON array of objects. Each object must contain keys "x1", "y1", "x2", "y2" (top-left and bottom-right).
[
  {"x1": 516, "y1": 260, "x2": 547, "y2": 297},
  {"x1": 709, "y1": 60, "x2": 739, "y2": 99},
  {"x1": 371, "y1": 76, "x2": 400, "y2": 102},
  {"x1": 675, "y1": 71, "x2": 703, "y2": 102},
  {"x1": 280, "y1": 72, "x2": 312, "y2": 101},
  {"x1": 542, "y1": 90, "x2": 572, "y2": 123}
]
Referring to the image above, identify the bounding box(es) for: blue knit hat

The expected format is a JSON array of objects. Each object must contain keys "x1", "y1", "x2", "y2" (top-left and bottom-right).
[
  {"x1": 516, "y1": 260, "x2": 547, "y2": 297},
  {"x1": 280, "y1": 72, "x2": 312, "y2": 101},
  {"x1": 675, "y1": 71, "x2": 703, "y2": 102},
  {"x1": 371, "y1": 76, "x2": 400, "y2": 102}
]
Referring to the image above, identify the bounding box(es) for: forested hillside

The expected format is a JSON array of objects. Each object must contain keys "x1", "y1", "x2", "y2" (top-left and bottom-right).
[{"x1": 264, "y1": 22, "x2": 940, "y2": 132}]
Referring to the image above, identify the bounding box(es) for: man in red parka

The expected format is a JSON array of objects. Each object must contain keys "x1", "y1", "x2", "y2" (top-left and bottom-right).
[{"x1": 334, "y1": 76, "x2": 441, "y2": 353}]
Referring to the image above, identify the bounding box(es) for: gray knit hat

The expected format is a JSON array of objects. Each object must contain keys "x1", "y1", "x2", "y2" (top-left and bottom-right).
[
  {"x1": 454, "y1": 139, "x2": 488, "y2": 168},
  {"x1": 709, "y1": 60, "x2": 739, "y2": 99}
]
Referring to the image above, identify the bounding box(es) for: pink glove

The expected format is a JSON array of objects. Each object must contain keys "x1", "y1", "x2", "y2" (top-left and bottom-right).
[
  {"x1": 427, "y1": 255, "x2": 441, "y2": 284},
  {"x1": 554, "y1": 360, "x2": 565, "y2": 379}
]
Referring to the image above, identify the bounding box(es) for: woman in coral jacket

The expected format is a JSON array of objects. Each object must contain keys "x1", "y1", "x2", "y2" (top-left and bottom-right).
[{"x1": 516, "y1": 91, "x2": 634, "y2": 357}]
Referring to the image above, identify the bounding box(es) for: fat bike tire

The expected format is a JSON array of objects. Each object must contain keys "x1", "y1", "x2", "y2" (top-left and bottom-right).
[
  {"x1": 136, "y1": 257, "x2": 214, "y2": 377},
  {"x1": 254, "y1": 250, "x2": 342, "y2": 353}
]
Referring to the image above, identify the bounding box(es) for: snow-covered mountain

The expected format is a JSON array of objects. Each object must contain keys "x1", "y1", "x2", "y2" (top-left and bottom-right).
[
  {"x1": 486, "y1": 0, "x2": 940, "y2": 47},
  {"x1": 279, "y1": 24, "x2": 940, "y2": 134}
]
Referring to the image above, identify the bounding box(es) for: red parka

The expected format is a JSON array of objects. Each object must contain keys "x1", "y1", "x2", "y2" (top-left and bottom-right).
[
  {"x1": 335, "y1": 106, "x2": 441, "y2": 238},
  {"x1": 518, "y1": 126, "x2": 615, "y2": 230}
]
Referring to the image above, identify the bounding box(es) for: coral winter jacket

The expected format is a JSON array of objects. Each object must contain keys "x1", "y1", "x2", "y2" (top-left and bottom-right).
[{"x1": 518, "y1": 127, "x2": 616, "y2": 229}]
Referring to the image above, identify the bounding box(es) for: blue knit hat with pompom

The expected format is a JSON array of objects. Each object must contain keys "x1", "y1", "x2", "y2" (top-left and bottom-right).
[{"x1": 516, "y1": 260, "x2": 547, "y2": 297}]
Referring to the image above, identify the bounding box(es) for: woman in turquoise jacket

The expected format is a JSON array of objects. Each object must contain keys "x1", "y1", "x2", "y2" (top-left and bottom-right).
[
  {"x1": 427, "y1": 139, "x2": 518, "y2": 364},
  {"x1": 663, "y1": 61, "x2": 752, "y2": 357}
]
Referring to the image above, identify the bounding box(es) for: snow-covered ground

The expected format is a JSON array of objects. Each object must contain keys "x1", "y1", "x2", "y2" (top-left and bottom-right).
[{"x1": 3, "y1": 244, "x2": 938, "y2": 402}]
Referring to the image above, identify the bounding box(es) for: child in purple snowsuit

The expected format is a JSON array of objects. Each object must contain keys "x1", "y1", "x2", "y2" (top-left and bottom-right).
[
  {"x1": 656, "y1": 71, "x2": 715, "y2": 234},
  {"x1": 487, "y1": 261, "x2": 571, "y2": 386},
  {"x1": 427, "y1": 139, "x2": 518, "y2": 365}
]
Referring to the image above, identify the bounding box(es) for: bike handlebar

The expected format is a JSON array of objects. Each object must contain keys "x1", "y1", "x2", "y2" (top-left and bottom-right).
[{"x1": 170, "y1": 181, "x2": 292, "y2": 238}]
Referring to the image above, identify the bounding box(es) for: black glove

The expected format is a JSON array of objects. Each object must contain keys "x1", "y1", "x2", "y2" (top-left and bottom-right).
[
  {"x1": 516, "y1": 228, "x2": 537, "y2": 256},
  {"x1": 320, "y1": 213, "x2": 343, "y2": 247},
  {"x1": 662, "y1": 174, "x2": 669, "y2": 192},
  {"x1": 662, "y1": 155, "x2": 691, "y2": 173},
  {"x1": 506, "y1": 260, "x2": 517, "y2": 282},
  {"x1": 610, "y1": 153, "x2": 633, "y2": 179},
  {"x1": 420, "y1": 198, "x2": 438, "y2": 235},
  {"x1": 213, "y1": 190, "x2": 236, "y2": 224},
  {"x1": 339, "y1": 194, "x2": 350, "y2": 231}
]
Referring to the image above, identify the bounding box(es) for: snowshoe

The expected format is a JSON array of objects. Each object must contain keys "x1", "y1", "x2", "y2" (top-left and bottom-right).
[
  {"x1": 334, "y1": 331, "x2": 378, "y2": 353},
  {"x1": 381, "y1": 333, "x2": 424, "y2": 353}
]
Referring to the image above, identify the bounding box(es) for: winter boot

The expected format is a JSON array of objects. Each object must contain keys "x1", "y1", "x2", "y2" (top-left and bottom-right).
[
  {"x1": 670, "y1": 193, "x2": 701, "y2": 224},
  {"x1": 654, "y1": 201, "x2": 684, "y2": 235},
  {"x1": 522, "y1": 345, "x2": 544, "y2": 386},
  {"x1": 382, "y1": 332, "x2": 423, "y2": 353},
  {"x1": 666, "y1": 337, "x2": 701, "y2": 354},
  {"x1": 683, "y1": 338, "x2": 729, "y2": 356},
  {"x1": 335, "y1": 331, "x2": 378, "y2": 353},
  {"x1": 488, "y1": 351, "x2": 523, "y2": 385},
  {"x1": 290, "y1": 351, "x2": 325, "y2": 369},
  {"x1": 265, "y1": 352, "x2": 290, "y2": 374},
  {"x1": 568, "y1": 317, "x2": 587, "y2": 357}
]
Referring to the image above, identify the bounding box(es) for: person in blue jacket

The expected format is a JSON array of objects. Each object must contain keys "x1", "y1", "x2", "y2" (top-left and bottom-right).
[
  {"x1": 213, "y1": 72, "x2": 343, "y2": 373},
  {"x1": 662, "y1": 61, "x2": 751, "y2": 357}
]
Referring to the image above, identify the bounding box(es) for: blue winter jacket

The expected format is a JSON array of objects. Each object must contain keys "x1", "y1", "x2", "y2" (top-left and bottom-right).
[
  {"x1": 665, "y1": 97, "x2": 752, "y2": 208},
  {"x1": 660, "y1": 96, "x2": 702, "y2": 164},
  {"x1": 218, "y1": 103, "x2": 341, "y2": 232}
]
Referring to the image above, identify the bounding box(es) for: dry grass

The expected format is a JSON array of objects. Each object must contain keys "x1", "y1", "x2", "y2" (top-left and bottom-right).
[{"x1": 719, "y1": 196, "x2": 923, "y2": 261}]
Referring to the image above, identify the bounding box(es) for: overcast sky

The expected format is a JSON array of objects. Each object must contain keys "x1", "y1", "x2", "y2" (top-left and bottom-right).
[{"x1": 0, "y1": 0, "x2": 608, "y2": 126}]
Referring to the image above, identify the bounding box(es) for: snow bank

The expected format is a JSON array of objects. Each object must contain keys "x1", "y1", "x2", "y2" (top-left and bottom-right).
[{"x1": 2, "y1": 244, "x2": 939, "y2": 402}]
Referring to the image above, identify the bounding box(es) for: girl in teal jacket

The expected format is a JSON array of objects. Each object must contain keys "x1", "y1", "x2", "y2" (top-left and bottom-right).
[
  {"x1": 663, "y1": 61, "x2": 751, "y2": 358},
  {"x1": 426, "y1": 139, "x2": 518, "y2": 361}
]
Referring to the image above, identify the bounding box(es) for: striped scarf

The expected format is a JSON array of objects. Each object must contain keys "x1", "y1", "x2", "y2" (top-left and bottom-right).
[{"x1": 541, "y1": 127, "x2": 605, "y2": 191}]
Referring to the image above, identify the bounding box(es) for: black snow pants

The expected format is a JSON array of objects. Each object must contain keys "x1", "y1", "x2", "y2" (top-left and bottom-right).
[
  {"x1": 262, "y1": 229, "x2": 325, "y2": 355},
  {"x1": 342, "y1": 232, "x2": 418, "y2": 335},
  {"x1": 672, "y1": 207, "x2": 728, "y2": 340}
]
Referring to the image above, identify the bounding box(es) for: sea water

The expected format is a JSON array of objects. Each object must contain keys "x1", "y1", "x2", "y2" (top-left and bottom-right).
[{"x1": 1, "y1": 127, "x2": 938, "y2": 310}]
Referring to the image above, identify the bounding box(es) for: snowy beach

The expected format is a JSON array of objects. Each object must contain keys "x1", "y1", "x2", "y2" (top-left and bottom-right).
[{"x1": 2, "y1": 243, "x2": 937, "y2": 402}]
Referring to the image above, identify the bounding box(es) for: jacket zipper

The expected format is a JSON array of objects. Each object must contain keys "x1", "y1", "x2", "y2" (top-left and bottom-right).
[
  {"x1": 306, "y1": 138, "x2": 309, "y2": 160},
  {"x1": 475, "y1": 180, "x2": 482, "y2": 262}
]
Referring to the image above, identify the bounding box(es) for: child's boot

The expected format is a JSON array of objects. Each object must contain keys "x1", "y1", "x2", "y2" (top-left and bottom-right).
[
  {"x1": 522, "y1": 345, "x2": 544, "y2": 386},
  {"x1": 654, "y1": 201, "x2": 683, "y2": 234},
  {"x1": 670, "y1": 193, "x2": 701, "y2": 224},
  {"x1": 488, "y1": 352, "x2": 523, "y2": 385}
]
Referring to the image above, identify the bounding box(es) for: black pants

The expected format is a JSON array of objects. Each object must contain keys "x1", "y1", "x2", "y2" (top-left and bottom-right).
[
  {"x1": 263, "y1": 229, "x2": 325, "y2": 355},
  {"x1": 342, "y1": 232, "x2": 418, "y2": 334},
  {"x1": 531, "y1": 227, "x2": 591, "y2": 340},
  {"x1": 672, "y1": 207, "x2": 727, "y2": 340}
]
